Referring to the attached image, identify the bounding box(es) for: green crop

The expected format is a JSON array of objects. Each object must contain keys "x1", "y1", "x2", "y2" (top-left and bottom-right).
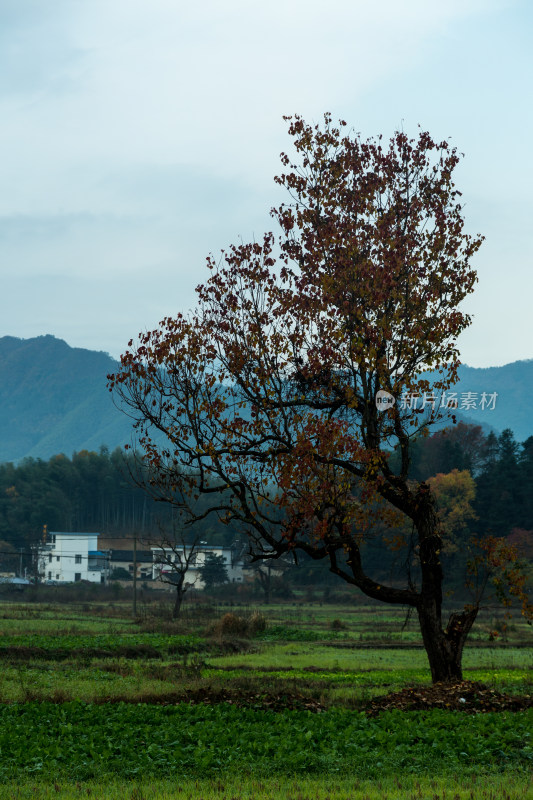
[
  {"x1": 0, "y1": 703, "x2": 530, "y2": 781},
  {"x1": 255, "y1": 626, "x2": 350, "y2": 641},
  {"x1": 0, "y1": 632, "x2": 203, "y2": 655}
]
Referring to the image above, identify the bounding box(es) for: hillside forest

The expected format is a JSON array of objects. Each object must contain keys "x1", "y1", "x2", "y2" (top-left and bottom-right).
[{"x1": 0, "y1": 423, "x2": 532, "y2": 592}]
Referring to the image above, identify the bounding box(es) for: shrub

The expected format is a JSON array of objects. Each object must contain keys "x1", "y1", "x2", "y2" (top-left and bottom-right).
[
  {"x1": 329, "y1": 618, "x2": 348, "y2": 631},
  {"x1": 210, "y1": 612, "x2": 250, "y2": 638},
  {"x1": 208, "y1": 611, "x2": 268, "y2": 639},
  {"x1": 110, "y1": 567, "x2": 132, "y2": 581},
  {"x1": 247, "y1": 611, "x2": 267, "y2": 635}
]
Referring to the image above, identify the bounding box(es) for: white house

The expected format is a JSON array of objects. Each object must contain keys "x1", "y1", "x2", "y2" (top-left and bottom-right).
[
  {"x1": 152, "y1": 543, "x2": 244, "y2": 589},
  {"x1": 38, "y1": 532, "x2": 110, "y2": 584}
]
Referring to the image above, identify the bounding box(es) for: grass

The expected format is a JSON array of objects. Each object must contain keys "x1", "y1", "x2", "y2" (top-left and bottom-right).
[
  {"x1": 0, "y1": 614, "x2": 133, "y2": 635},
  {"x1": 206, "y1": 641, "x2": 533, "y2": 671},
  {"x1": 3, "y1": 598, "x2": 531, "y2": 641},
  {"x1": 206, "y1": 601, "x2": 533, "y2": 645},
  {"x1": 0, "y1": 599, "x2": 530, "y2": 797},
  {"x1": 0, "y1": 652, "x2": 528, "y2": 705},
  {"x1": 0, "y1": 631, "x2": 202, "y2": 657},
  {"x1": 0, "y1": 774, "x2": 531, "y2": 800}
]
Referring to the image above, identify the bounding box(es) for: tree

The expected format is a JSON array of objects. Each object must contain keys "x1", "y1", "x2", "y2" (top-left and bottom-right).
[
  {"x1": 475, "y1": 429, "x2": 524, "y2": 538},
  {"x1": 151, "y1": 527, "x2": 202, "y2": 618},
  {"x1": 245, "y1": 551, "x2": 294, "y2": 603},
  {"x1": 427, "y1": 469, "x2": 477, "y2": 592},
  {"x1": 407, "y1": 423, "x2": 487, "y2": 481},
  {"x1": 427, "y1": 470, "x2": 477, "y2": 547},
  {"x1": 199, "y1": 552, "x2": 229, "y2": 590},
  {"x1": 110, "y1": 567, "x2": 132, "y2": 581},
  {"x1": 0, "y1": 539, "x2": 19, "y2": 573},
  {"x1": 110, "y1": 115, "x2": 530, "y2": 682}
]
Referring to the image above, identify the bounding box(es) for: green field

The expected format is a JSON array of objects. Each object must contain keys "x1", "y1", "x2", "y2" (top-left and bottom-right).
[{"x1": 0, "y1": 599, "x2": 530, "y2": 799}]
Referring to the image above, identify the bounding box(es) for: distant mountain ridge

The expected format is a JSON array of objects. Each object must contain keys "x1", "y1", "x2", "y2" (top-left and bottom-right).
[
  {"x1": 0, "y1": 335, "x2": 133, "y2": 463},
  {"x1": 0, "y1": 335, "x2": 531, "y2": 464},
  {"x1": 446, "y1": 360, "x2": 533, "y2": 442}
]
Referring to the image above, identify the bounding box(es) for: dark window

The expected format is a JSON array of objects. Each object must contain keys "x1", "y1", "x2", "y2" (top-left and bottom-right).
[
  {"x1": 75, "y1": 555, "x2": 82, "y2": 564},
  {"x1": 48, "y1": 571, "x2": 51, "y2": 580},
  {"x1": 55, "y1": 574, "x2": 59, "y2": 580},
  {"x1": 74, "y1": 573, "x2": 81, "y2": 582},
  {"x1": 56, "y1": 556, "x2": 60, "y2": 562},
  {"x1": 48, "y1": 554, "x2": 52, "y2": 563}
]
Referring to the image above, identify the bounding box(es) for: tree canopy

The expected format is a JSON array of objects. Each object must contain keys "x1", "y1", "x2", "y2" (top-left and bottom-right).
[
  {"x1": 199, "y1": 552, "x2": 229, "y2": 590},
  {"x1": 110, "y1": 115, "x2": 531, "y2": 682}
]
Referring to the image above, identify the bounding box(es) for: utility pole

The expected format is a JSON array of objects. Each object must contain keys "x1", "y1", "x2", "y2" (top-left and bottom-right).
[
  {"x1": 36, "y1": 523, "x2": 48, "y2": 585},
  {"x1": 133, "y1": 531, "x2": 137, "y2": 618}
]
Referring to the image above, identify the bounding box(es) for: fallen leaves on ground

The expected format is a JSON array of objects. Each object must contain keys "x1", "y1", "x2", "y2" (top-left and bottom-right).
[
  {"x1": 367, "y1": 680, "x2": 532, "y2": 715},
  {"x1": 94, "y1": 681, "x2": 531, "y2": 714}
]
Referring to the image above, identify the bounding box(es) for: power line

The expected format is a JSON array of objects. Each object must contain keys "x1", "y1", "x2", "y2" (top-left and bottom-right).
[{"x1": 0, "y1": 550, "x2": 112, "y2": 563}]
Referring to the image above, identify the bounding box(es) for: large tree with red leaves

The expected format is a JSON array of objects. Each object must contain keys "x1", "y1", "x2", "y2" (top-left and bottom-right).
[{"x1": 110, "y1": 115, "x2": 528, "y2": 681}]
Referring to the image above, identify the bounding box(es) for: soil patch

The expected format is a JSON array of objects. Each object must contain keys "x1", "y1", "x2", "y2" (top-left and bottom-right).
[
  {"x1": 367, "y1": 680, "x2": 532, "y2": 715},
  {"x1": 90, "y1": 681, "x2": 532, "y2": 714},
  {"x1": 94, "y1": 687, "x2": 326, "y2": 712},
  {"x1": 0, "y1": 644, "x2": 163, "y2": 661}
]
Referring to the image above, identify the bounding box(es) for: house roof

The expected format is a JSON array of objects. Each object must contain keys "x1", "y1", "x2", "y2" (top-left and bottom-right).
[
  {"x1": 49, "y1": 532, "x2": 100, "y2": 537},
  {"x1": 109, "y1": 550, "x2": 153, "y2": 562},
  {"x1": 150, "y1": 544, "x2": 234, "y2": 551}
]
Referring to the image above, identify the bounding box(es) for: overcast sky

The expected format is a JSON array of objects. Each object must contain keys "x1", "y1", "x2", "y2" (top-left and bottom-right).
[{"x1": 0, "y1": 0, "x2": 531, "y2": 367}]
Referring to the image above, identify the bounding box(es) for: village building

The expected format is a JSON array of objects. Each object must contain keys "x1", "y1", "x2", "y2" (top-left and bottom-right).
[
  {"x1": 38, "y1": 532, "x2": 110, "y2": 584},
  {"x1": 152, "y1": 543, "x2": 245, "y2": 589},
  {"x1": 108, "y1": 549, "x2": 153, "y2": 580}
]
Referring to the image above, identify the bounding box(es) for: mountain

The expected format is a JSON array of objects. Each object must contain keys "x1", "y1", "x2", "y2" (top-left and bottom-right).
[
  {"x1": 0, "y1": 335, "x2": 532, "y2": 464},
  {"x1": 0, "y1": 335, "x2": 133, "y2": 463},
  {"x1": 445, "y1": 361, "x2": 533, "y2": 441}
]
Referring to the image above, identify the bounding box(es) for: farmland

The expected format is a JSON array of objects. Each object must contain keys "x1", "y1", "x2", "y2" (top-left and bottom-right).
[{"x1": 0, "y1": 597, "x2": 530, "y2": 799}]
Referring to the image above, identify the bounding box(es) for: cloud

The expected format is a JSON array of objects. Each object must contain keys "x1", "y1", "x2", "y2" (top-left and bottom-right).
[
  {"x1": 0, "y1": 0, "x2": 509, "y2": 187},
  {"x1": 0, "y1": 0, "x2": 529, "y2": 366}
]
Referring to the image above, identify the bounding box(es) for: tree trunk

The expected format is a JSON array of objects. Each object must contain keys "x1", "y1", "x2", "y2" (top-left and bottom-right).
[
  {"x1": 336, "y1": 484, "x2": 480, "y2": 684},
  {"x1": 414, "y1": 484, "x2": 478, "y2": 682},
  {"x1": 173, "y1": 587, "x2": 183, "y2": 619},
  {"x1": 258, "y1": 564, "x2": 271, "y2": 604},
  {"x1": 417, "y1": 602, "x2": 478, "y2": 682}
]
